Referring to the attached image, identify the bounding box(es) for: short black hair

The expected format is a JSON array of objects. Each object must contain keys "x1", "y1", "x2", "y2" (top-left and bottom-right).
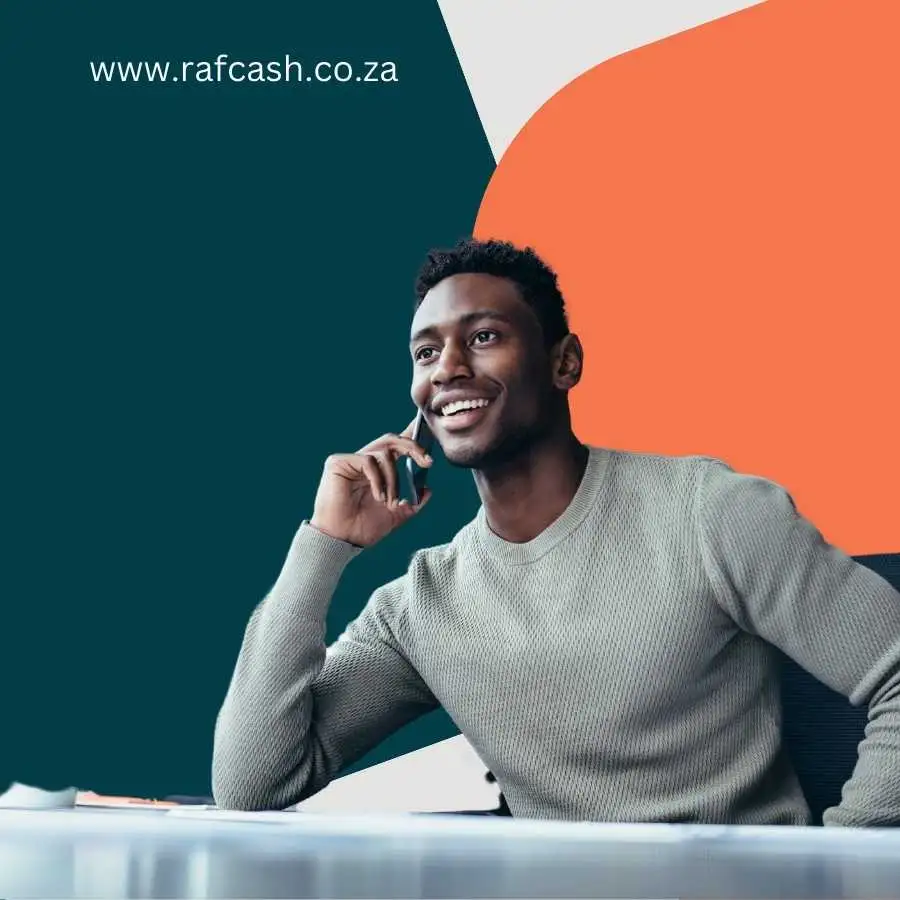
[{"x1": 414, "y1": 238, "x2": 569, "y2": 347}]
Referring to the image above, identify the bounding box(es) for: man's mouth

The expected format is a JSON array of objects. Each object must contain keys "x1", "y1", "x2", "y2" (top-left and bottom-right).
[
  {"x1": 439, "y1": 398, "x2": 491, "y2": 417},
  {"x1": 433, "y1": 397, "x2": 495, "y2": 432}
]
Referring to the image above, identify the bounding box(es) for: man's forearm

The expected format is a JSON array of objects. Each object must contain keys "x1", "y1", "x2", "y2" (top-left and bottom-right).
[
  {"x1": 824, "y1": 666, "x2": 900, "y2": 827},
  {"x1": 212, "y1": 523, "x2": 360, "y2": 811}
]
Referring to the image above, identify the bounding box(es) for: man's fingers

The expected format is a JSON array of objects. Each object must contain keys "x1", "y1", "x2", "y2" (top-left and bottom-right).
[
  {"x1": 374, "y1": 450, "x2": 399, "y2": 505},
  {"x1": 399, "y1": 487, "x2": 432, "y2": 514},
  {"x1": 358, "y1": 432, "x2": 432, "y2": 467},
  {"x1": 359, "y1": 454, "x2": 386, "y2": 502}
]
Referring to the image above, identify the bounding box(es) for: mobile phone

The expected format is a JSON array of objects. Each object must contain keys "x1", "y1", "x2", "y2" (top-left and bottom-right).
[{"x1": 404, "y1": 409, "x2": 435, "y2": 505}]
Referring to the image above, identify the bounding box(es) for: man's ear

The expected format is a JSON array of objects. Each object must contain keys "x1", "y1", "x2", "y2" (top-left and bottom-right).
[{"x1": 551, "y1": 333, "x2": 583, "y2": 390}]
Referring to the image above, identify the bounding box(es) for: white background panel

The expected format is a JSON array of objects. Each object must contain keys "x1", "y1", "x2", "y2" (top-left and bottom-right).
[{"x1": 437, "y1": 0, "x2": 765, "y2": 161}]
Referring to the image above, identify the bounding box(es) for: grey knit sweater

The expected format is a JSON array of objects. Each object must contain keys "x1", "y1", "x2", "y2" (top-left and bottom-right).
[{"x1": 212, "y1": 447, "x2": 900, "y2": 825}]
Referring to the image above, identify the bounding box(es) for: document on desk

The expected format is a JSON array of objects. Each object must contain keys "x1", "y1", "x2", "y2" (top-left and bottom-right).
[{"x1": 294, "y1": 735, "x2": 499, "y2": 814}]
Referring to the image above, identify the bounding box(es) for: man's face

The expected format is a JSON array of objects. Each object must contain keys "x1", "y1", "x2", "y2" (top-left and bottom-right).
[{"x1": 409, "y1": 273, "x2": 558, "y2": 469}]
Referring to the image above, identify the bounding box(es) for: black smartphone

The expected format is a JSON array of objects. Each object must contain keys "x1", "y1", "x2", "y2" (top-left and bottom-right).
[{"x1": 404, "y1": 409, "x2": 435, "y2": 505}]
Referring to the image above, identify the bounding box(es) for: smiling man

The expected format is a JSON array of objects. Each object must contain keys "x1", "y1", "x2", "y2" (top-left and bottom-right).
[{"x1": 212, "y1": 238, "x2": 900, "y2": 826}]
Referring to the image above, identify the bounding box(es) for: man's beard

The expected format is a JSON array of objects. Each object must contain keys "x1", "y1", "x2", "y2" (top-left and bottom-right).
[{"x1": 443, "y1": 418, "x2": 552, "y2": 471}]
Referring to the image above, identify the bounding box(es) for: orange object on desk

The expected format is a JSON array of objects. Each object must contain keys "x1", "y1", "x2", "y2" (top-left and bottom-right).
[{"x1": 76, "y1": 791, "x2": 179, "y2": 808}]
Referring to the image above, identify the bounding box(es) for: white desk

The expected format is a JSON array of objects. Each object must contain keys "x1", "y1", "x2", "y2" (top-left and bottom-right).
[{"x1": 1, "y1": 807, "x2": 898, "y2": 898}]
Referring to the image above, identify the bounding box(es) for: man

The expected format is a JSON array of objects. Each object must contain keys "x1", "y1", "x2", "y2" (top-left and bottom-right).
[{"x1": 212, "y1": 238, "x2": 900, "y2": 825}]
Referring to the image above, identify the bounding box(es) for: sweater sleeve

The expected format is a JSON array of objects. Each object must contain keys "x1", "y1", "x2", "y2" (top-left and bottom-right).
[
  {"x1": 211, "y1": 522, "x2": 440, "y2": 811},
  {"x1": 696, "y1": 459, "x2": 900, "y2": 827}
]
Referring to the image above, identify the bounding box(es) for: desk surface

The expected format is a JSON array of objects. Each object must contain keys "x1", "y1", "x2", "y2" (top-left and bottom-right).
[{"x1": 1, "y1": 808, "x2": 899, "y2": 899}]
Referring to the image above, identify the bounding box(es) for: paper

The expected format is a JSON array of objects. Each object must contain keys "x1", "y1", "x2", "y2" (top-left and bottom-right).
[
  {"x1": 0, "y1": 782, "x2": 77, "y2": 809},
  {"x1": 292, "y1": 735, "x2": 500, "y2": 814},
  {"x1": 167, "y1": 808, "x2": 301, "y2": 823}
]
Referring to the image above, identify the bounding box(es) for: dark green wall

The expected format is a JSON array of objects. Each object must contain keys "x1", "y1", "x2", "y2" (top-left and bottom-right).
[{"x1": 1, "y1": 0, "x2": 494, "y2": 798}]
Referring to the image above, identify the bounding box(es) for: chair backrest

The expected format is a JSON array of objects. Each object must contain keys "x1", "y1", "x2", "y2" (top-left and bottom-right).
[{"x1": 779, "y1": 554, "x2": 900, "y2": 824}]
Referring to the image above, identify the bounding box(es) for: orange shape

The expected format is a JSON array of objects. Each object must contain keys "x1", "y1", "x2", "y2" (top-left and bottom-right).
[{"x1": 475, "y1": 0, "x2": 899, "y2": 555}]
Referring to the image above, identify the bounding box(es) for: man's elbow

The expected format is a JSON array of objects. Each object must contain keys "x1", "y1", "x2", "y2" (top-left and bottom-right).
[
  {"x1": 210, "y1": 748, "x2": 323, "y2": 812},
  {"x1": 211, "y1": 767, "x2": 290, "y2": 812},
  {"x1": 210, "y1": 744, "x2": 293, "y2": 811}
]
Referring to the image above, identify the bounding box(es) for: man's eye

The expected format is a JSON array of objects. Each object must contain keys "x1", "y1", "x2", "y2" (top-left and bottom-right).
[
  {"x1": 415, "y1": 347, "x2": 437, "y2": 362},
  {"x1": 472, "y1": 330, "x2": 497, "y2": 345}
]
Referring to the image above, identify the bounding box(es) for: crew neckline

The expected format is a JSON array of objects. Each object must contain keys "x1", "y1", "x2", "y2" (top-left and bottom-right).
[{"x1": 474, "y1": 446, "x2": 612, "y2": 565}]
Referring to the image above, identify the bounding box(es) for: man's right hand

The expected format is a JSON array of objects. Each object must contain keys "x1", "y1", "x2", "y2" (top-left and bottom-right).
[{"x1": 309, "y1": 424, "x2": 433, "y2": 548}]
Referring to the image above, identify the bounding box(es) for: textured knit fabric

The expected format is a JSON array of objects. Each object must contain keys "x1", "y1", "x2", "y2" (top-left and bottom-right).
[{"x1": 212, "y1": 448, "x2": 900, "y2": 825}]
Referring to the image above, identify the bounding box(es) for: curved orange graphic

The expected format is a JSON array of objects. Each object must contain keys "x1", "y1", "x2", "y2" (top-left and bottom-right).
[{"x1": 475, "y1": 0, "x2": 898, "y2": 555}]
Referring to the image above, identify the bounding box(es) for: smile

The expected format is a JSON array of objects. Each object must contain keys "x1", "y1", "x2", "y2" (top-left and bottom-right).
[
  {"x1": 433, "y1": 398, "x2": 495, "y2": 432},
  {"x1": 438, "y1": 398, "x2": 492, "y2": 417}
]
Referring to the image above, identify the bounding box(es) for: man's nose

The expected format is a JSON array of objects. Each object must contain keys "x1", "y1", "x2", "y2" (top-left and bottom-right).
[{"x1": 431, "y1": 342, "x2": 472, "y2": 385}]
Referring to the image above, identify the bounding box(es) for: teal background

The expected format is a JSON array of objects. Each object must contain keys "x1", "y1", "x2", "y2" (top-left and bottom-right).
[{"x1": 1, "y1": 1, "x2": 494, "y2": 798}]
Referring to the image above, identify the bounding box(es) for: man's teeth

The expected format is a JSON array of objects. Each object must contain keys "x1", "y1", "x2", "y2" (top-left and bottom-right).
[{"x1": 441, "y1": 398, "x2": 491, "y2": 416}]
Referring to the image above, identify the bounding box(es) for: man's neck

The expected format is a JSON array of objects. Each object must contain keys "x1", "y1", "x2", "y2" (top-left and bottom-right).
[{"x1": 473, "y1": 432, "x2": 589, "y2": 544}]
